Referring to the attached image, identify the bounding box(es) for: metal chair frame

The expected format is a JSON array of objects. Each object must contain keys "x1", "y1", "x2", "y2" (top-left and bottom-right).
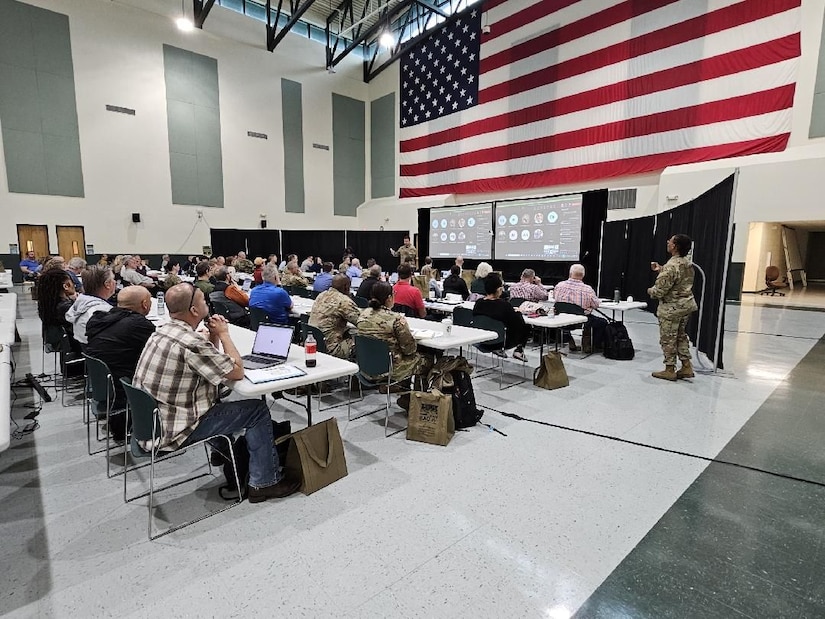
[
  {"x1": 120, "y1": 378, "x2": 242, "y2": 540},
  {"x1": 471, "y1": 315, "x2": 528, "y2": 389},
  {"x1": 83, "y1": 355, "x2": 120, "y2": 464}
]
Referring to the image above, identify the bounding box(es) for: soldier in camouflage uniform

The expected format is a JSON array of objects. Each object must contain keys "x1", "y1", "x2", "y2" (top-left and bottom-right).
[
  {"x1": 234, "y1": 251, "x2": 254, "y2": 274},
  {"x1": 390, "y1": 235, "x2": 418, "y2": 269},
  {"x1": 309, "y1": 275, "x2": 362, "y2": 359},
  {"x1": 647, "y1": 234, "x2": 698, "y2": 381},
  {"x1": 281, "y1": 262, "x2": 310, "y2": 289},
  {"x1": 356, "y1": 281, "x2": 433, "y2": 383}
]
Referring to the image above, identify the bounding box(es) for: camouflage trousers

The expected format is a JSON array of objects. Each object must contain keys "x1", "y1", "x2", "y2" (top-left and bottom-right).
[{"x1": 658, "y1": 315, "x2": 691, "y2": 366}]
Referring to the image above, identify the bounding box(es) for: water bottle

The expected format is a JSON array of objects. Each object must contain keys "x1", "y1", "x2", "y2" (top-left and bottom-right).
[
  {"x1": 613, "y1": 288, "x2": 621, "y2": 303},
  {"x1": 157, "y1": 291, "x2": 165, "y2": 314},
  {"x1": 442, "y1": 317, "x2": 453, "y2": 335},
  {"x1": 305, "y1": 333, "x2": 317, "y2": 367}
]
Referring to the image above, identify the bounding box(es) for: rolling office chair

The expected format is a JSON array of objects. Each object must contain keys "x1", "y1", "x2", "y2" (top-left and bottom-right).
[{"x1": 759, "y1": 265, "x2": 787, "y2": 296}]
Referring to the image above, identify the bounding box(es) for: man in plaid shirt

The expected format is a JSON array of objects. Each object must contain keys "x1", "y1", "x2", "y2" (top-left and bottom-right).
[
  {"x1": 552, "y1": 264, "x2": 608, "y2": 352},
  {"x1": 134, "y1": 283, "x2": 299, "y2": 502},
  {"x1": 508, "y1": 269, "x2": 550, "y2": 303}
]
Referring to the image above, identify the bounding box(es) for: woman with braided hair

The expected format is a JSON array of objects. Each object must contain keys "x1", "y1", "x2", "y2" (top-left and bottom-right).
[{"x1": 37, "y1": 268, "x2": 82, "y2": 354}]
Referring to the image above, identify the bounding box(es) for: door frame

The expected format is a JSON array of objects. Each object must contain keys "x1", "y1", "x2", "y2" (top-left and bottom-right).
[
  {"x1": 56, "y1": 225, "x2": 87, "y2": 260},
  {"x1": 16, "y1": 224, "x2": 51, "y2": 258}
]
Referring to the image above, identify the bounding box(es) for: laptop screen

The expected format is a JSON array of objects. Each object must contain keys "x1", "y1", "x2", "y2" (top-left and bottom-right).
[
  {"x1": 252, "y1": 324, "x2": 293, "y2": 357},
  {"x1": 242, "y1": 279, "x2": 252, "y2": 292},
  {"x1": 350, "y1": 277, "x2": 363, "y2": 289}
]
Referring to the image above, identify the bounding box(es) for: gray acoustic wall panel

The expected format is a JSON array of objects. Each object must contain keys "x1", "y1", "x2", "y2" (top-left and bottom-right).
[
  {"x1": 281, "y1": 79, "x2": 305, "y2": 213},
  {"x1": 332, "y1": 93, "x2": 365, "y2": 217},
  {"x1": 163, "y1": 45, "x2": 223, "y2": 208},
  {"x1": 370, "y1": 93, "x2": 395, "y2": 198},
  {"x1": 0, "y1": 0, "x2": 84, "y2": 197}
]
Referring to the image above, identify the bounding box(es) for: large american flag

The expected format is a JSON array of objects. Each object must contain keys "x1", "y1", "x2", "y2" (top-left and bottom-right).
[{"x1": 398, "y1": 0, "x2": 801, "y2": 198}]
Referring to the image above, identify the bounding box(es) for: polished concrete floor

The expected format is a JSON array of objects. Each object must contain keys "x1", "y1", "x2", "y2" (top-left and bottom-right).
[{"x1": 1, "y1": 288, "x2": 823, "y2": 618}]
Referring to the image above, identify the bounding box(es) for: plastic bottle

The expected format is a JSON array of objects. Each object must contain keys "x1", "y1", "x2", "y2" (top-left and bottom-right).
[
  {"x1": 613, "y1": 288, "x2": 621, "y2": 303},
  {"x1": 305, "y1": 333, "x2": 317, "y2": 367},
  {"x1": 157, "y1": 291, "x2": 165, "y2": 314}
]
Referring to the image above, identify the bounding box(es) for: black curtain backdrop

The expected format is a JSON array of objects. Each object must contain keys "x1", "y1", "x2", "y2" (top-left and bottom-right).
[
  {"x1": 418, "y1": 189, "x2": 608, "y2": 287},
  {"x1": 346, "y1": 230, "x2": 407, "y2": 269},
  {"x1": 598, "y1": 220, "x2": 628, "y2": 298},
  {"x1": 624, "y1": 215, "x2": 657, "y2": 304},
  {"x1": 281, "y1": 230, "x2": 345, "y2": 264},
  {"x1": 210, "y1": 229, "x2": 280, "y2": 259}
]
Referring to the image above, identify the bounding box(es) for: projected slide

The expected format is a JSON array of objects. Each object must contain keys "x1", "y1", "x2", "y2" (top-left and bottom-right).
[
  {"x1": 494, "y1": 195, "x2": 583, "y2": 260},
  {"x1": 429, "y1": 204, "x2": 493, "y2": 259}
]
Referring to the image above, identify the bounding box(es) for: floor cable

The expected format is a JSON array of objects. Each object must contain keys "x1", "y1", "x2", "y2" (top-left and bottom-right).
[{"x1": 478, "y1": 400, "x2": 825, "y2": 489}]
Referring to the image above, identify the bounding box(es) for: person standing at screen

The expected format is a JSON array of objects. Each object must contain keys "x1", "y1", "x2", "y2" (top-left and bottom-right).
[
  {"x1": 648, "y1": 234, "x2": 698, "y2": 381},
  {"x1": 390, "y1": 236, "x2": 417, "y2": 269}
]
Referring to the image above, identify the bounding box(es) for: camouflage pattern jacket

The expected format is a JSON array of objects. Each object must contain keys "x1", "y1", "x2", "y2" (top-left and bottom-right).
[
  {"x1": 308, "y1": 289, "x2": 361, "y2": 357},
  {"x1": 647, "y1": 255, "x2": 698, "y2": 319}
]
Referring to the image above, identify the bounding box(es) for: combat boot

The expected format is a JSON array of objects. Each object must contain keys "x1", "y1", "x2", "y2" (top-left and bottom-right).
[
  {"x1": 651, "y1": 365, "x2": 677, "y2": 381},
  {"x1": 676, "y1": 360, "x2": 695, "y2": 379}
]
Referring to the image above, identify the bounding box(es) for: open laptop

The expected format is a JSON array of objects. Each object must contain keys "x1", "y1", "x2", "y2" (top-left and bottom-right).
[
  {"x1": 350, "y1": 276, "x2": 363, "y2": 290},
  {"x1": 242, "y1": 323, "x2": 294, "y2": 369}
]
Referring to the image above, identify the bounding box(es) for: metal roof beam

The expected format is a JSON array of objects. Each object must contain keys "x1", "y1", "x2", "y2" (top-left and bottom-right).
[
  {"x1": 266, "y1": 0, "x2": 319, "y2": 52},
  {"x1": 193, "y1": 0, "x2": 217, "y2": 29},
  {"x1": 327, "y1": 0, "x2": 414, "y2": 69}
]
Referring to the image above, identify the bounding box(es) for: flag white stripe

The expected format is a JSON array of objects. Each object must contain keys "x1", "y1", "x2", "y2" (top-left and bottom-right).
[
  {"x1": 399, "y1": 110, "x2": 791, "y2": 189},
  {"x1": 400, "y1": 9, "x2": 799, "y2": 143},
  {"x1": 399, "y1": 59, "x2": 797, "y2": 166}
]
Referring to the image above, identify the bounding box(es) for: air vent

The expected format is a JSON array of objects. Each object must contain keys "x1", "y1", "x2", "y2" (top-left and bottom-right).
[
  {"x1": 312, "y1": 143, "x2": 330, "y2": 150},
  {"x1": 105, "y1": 105, "x2": 135, "y2": 115},
  {"x1": 247, "y1": 131, "x2": 268, "y2": 139},
  {"x1": 607, "y1": 188, "x2": 637, "y2": 210}
]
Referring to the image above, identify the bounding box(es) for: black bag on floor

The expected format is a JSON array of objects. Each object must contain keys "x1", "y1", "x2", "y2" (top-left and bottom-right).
[
  {"x1": 449, "y1": 370, "x2": 483, "y2": 429},
  {"x1": 217, "y1": 420, "x2": 292, "y2": 500},
  {"x1": 603, "y1": 321, "x2": 635, "y2": 360}
]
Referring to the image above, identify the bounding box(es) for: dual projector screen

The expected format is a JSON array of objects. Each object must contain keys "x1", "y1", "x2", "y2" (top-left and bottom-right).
[{"x1": 428, "y1": 194, "x2": 584, "y2": 261}]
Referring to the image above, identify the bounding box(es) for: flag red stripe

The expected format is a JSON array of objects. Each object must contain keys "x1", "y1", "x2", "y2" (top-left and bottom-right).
[
  {"x1": 480, "y1": 0, "x2": 799, "y2": 104},
  {"x1": 401, "y1": 85, "x2": 795, "y2": 177},
  {"x1": 400, "y1": 34, "x2": 799, "y2": 153},
  {"x1": 399, "y1": 135, "x2": 790, "y2": 198},
  {"x1": 484, "y1": 0, "x2": 584, "y2": 44},
  {"x1": 483, "y1": 0, "x2": 677, "y2": 71}
]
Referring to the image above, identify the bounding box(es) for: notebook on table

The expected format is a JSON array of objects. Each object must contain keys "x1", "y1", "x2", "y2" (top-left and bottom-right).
[
  {"x1": 245, "y1": 364, "x2": 307, "y2": 384},
  {"x1": 242, "y1": 323, "x2": 294, "y2": 369}
]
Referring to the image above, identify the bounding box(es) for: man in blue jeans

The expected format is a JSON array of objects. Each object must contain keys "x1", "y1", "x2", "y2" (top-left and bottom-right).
[{"x1": 134, "y1": 282, "x2": 299, "y2": 502}]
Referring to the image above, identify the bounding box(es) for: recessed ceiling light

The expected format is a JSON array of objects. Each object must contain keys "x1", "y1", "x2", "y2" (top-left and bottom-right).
[{"x1": 176, "y1": 17, "x2": 194, "y2": 31}]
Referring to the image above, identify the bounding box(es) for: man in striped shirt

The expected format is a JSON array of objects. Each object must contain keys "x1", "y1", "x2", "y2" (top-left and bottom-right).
[
  {"x1": 552, "y1": 264, "x2": 607, "y2": 352},
  {"x1": 508, "y1": 269, "x2": 549, "y2": 303}
]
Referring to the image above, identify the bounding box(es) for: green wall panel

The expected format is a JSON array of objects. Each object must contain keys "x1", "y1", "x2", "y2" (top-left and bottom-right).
[
  {"x1": 163, "y1": 45, "x2": 223, "y2": 208},
  {"x1": 370, "y1": 93, "x2": 395, "y2": 198},
  {"x1": 0, "y1": 0, "x2": 84, "y2": 197},
  {"x1": 281, "y1": 79, "x2": 305, "y2": 214},
  {"x1": 332, "y1": 93, "x2": 365, "y2": 217}
]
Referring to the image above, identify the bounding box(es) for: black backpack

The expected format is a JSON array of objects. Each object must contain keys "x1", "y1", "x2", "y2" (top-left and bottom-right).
[
  {"x1": 603, "y1": 321, "x2": 635, "y2": 360},
  {"x1": 215, "y1": 420, "x2": 292, "y2": 500},
  {"x1": 449, "y1": 370, "x2": 484, "y2": 428}
]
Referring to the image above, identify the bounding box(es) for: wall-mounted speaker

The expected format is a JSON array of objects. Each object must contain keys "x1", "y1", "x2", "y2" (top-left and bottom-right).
[
  {"x1": 260, "y1": 220, "x2": 267, "y2": 229},
  {"x1": 132, "y1": 213, "x2": 141, "y2": 223}
]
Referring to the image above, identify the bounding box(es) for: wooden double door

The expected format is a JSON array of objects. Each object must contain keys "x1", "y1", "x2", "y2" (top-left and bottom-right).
[{"x1": 17, "y1": 225, "x2": 86, "y2": 260}]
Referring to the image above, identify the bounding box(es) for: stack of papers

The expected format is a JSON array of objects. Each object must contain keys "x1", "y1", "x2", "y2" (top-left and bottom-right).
[
  {"x1": 411, "y1": 329, "x2": 441, "y2": 340},
  {"x1": 245, "y1": 364, "x2": 307, "y2": 384}
]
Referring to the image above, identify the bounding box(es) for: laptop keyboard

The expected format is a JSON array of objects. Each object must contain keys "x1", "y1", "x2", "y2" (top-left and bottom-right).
[{"x1": 243, "y1": 354, "x2": 278, "y2": 364}]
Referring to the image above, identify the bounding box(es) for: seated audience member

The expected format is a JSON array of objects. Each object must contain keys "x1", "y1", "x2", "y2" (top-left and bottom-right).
[
  {"x1": 338, "y1": 256, "x2": 351, "y2": 273},
  {"x1": 66, "y1": 257, "x2": 87, "y2": 294},
  {"x1": 133, "y1": 255, "x2": 149, "y2": 276},
  {"x1": 234, "y1": 251, "x2": 254, "y2": 274},
  {"x1": 20, "y1": 250, "x2": 43, "y2": 281},
  {"x1": 281, "y1": 261, "x2": 310, "y2": 288},
  {"x1": 86, "y1": 286, "x2": 156, "y2": 439},
  {"x1": 309, "y1": 257, "x2": 324, "y2": 274},
  {"x1": 210, "y1": 266, "x2": 251, "y2": 327},
  {"x1": 121, "y1": 255, "x2": 156, "y2": 288},
  {"x1": 357, "y1": 282, "x2": 433, "y2": 383},
  {"x1": 313, "y1": 262, "x2": 335, "y2": 292},
  {"x1": 268, "y1": 254, "x2": 279, "y2": 267},
  {"x1": 280, "y1": 254, "x2": 297, "y2": 271},
  {"x1": 163, "y1": 273, "x2": 182, "y2": 290},
  {"x1": 134, "y1": 283, "x2": 299, "y2": 502},
  {"x1": 65, "y1": 265, "x2": 117, "y2": 346},
  {"x1": 309, "y1": 274, "x2": 362, "y2": 359},
  {"x1": 357, "y1": 264, "x2": 382, "y2": 299},
  {"x1": 552, "y1": 264, "x2": 607, "y2": 351},
  {"x1": 393, "y1": 264, "x2": 426, "y2": 318},
  {"x1": 193, "y1": 261, "x2": 215, "y2": 296},
  {"x1": 252, "y1": 257, "x2": 265, "y2": 284},
  {"x1": 442, "y1": 265, "x2": 470, "y2": 300},
  {"x1": 300, "y1": 255, "x2": 314, "y2": 272},
  {"x1": 427, "y1": 267, "x2": 442, "y2": 299},
  {"x1": 181, "y1": 255, "x2": 196, "y2": 274},
  {"x1": 166, "y1": 261, "x2": 181, "y2": 276},
  {"x1": 215, "y1": 256, "x2": 225, "y2": 267},
  {"x1": 346, "y1": 258, "x2": 363, "y2": 279},
  {"x1": 160, "y1": 254, "x2": 171, "y2": 272},
  {"x1": 420, "y1": 257, "x2": 434, "y2": 279},
  {"x1": 97, "y1": 254, "x2": 110, "y2": 266},
  {"x1": 471, "y1": 262, "x2": 493, "y2": 296},
  {"x1": 473, "y1": 274, "x2": 529, "y2": 362},
  {"x1": 508, "y1": 269, "x2": 549, "y2": 302},
  {"x1": 37, "y1": 268, "x2": 81, "y2": 352},
  {"x1": 249, "y1": 263, "x2": 293, "y2": 324},
  {"x1": 112, "y1": 255, "x2": 125, "y2": 279},
  {"x1": 42, "y1": 256, "x2": 65, "y2": 272}
]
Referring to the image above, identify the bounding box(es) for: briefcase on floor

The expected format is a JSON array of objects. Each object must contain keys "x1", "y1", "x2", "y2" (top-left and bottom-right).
[
  {"x1": 533, "y1": 351, "x2": 569, "y2": 390},
  {"x1": 282, "y1": 417, "x2": 348, "y2": 495}
]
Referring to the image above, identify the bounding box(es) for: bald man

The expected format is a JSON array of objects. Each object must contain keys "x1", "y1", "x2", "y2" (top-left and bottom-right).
[
  {"x1": 86, "y1": 286, "x2": 156, "y2": 440},
  {"x1": 552, "y1": 263, "x2": 607, "y2": 352},
  {"x1": 133, "y1": 283, "x2": 299, "y2": 502}
]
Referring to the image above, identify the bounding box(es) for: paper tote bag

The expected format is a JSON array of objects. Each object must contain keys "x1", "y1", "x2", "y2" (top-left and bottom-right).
[
  {"x1": 407, "y1": 390, "x2": 455, "y2": 446},
  {"x1": 284, "y1": 418, "x2": 348, "y2": 495},
  {"x1": 533, "y1": 351, "x2": 569, "y2": 390}
]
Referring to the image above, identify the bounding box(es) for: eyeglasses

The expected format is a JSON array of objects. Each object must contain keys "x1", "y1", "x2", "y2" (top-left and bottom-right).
[{"x1": 188, "y1": 283, "x2": 198, "y2": 309}]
